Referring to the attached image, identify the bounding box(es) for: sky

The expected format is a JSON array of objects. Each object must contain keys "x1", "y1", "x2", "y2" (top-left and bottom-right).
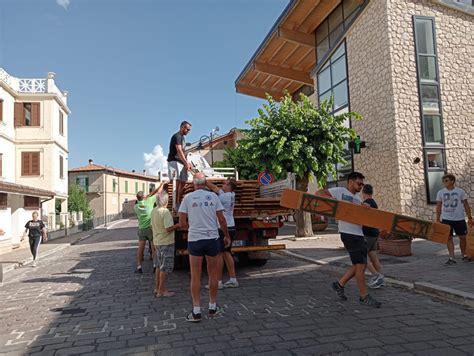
[{"x1": 0, "y1": 0, "x2": 289, "y2": 175}]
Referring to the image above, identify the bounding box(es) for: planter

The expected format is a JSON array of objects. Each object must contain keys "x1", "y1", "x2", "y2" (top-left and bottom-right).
[
  {"x1": 378, "y1": 239, "x2": 412, "y2": 257},
  {"x1": 312, "y1": 223, "x2": 328, "y2": 232}
]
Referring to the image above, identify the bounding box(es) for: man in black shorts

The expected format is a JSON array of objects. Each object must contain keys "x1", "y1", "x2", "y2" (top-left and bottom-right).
[
  {"x1": 179, "y1": 172, "x2": 231, "y2": 322},
  {"x1": 318, "y1": 172, "x2": 381, "y2": 308}
]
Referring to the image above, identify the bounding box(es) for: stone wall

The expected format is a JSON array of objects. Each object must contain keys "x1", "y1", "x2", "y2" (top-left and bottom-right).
[
  {"x1": 387, "y1": 0, "x2": 473, "y2": 219},
  {"x1": 345, "y1": 0, "x2": 404, "y2": 213}
]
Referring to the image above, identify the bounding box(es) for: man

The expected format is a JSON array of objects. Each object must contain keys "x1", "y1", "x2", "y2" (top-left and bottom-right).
[
  {"x1": 21, "y1": 211, "x2": 47, "y2": 267},
  {"x1": 167, "y1": 121, "x2": 192, "y2": 209},
  {"x1": 318, "y1": 172, "x2": 381, "y2": 308},
  {"x1": 179, "y1": 172, "x2": 231, "y2": 322},
  {"x1": 134, "y1": 182, "x2": 164, "y2": 274},
  {"x1": 361, "y1": 184, "x2": 384, "y2": 289},
  {"x1": 206, "y1": 178, "x2": 239, "y2": 289},
  {"x1": 436, "y1": 174, "x2": 473, "y2": 265},
  {"x1": 151, "y1": 190, "x2": 180, "y2": 297}
]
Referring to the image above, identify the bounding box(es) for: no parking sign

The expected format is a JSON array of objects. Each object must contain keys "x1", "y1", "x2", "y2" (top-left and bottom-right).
[{"x1": 258, "y1": 171, "x2": 274, "y2": 185}]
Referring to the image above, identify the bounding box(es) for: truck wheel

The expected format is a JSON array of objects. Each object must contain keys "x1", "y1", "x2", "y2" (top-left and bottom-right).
[
  {"x1": 174, "y1": 255, "x2": 189, "y2": 270},
  {"x1": 250, "y1": 259, "x2": 268, "y2": 267}
]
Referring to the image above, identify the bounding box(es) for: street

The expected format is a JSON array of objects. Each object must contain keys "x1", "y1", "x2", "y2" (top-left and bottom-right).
[{"x1": 1, "y1": 220, "x2": 473, "y2": 356}]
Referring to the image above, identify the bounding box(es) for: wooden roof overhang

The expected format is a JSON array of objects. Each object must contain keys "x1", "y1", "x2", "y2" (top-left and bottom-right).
[{"x1": 236, "y1": 0, "x2": 353, "y2": 101}]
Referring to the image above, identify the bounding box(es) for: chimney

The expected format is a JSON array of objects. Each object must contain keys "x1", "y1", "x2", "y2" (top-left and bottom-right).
[
  {"x1": 132, "y1": 169, "x2": 135, "y2": 173},
  {"x1": 143, "y1": 169, "x2": 147, "y2": 176},
  {"x1": 88, "y1": 159, "x2": 93, "y2": 165}
]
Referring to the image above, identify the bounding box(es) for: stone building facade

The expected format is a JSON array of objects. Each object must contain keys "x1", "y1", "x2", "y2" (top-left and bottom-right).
[{"x1": 236, "y1": 0, "x2": 473, "y2": 221}]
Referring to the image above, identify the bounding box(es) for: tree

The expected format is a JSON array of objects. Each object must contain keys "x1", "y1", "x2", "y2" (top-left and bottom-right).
[
  {"x1": 68, "y1": 184, "x2": 93, "y2": 219},
  {"x1": 227, "y1": 93, "x2": 361, "y2": 237}
]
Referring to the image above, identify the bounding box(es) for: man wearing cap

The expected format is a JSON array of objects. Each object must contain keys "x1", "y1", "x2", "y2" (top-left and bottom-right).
[
  {"x1": 179, "y1": 172, "x2": 231, "y2": 322},
  {"x1": 134, "y1": 182, "x2": 164, "y2": 274}
]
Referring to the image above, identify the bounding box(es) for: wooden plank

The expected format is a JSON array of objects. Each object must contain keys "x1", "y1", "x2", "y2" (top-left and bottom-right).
[
  {"x1": 254, "y1": 62, "x2": 313, "y2": 86},
  {"x1": 176, "y1": 244, "x2": 286, "y2": 256},
  {"x1": 236, "y1": 84, "x2": 285, "y2": 101},
  {"x1": 278, "y1": 27, "x2": 315, "y2": 48},
  {"x1": 280, "y1": 189, "x2": 450, "y2": 244}
]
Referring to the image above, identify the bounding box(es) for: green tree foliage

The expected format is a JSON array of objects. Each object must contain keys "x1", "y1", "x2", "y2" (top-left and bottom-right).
[
  {"x1": 68, "y1": 184, "x2": 93, "y2": 219},
  {"x1": 227, "y1": 93, "x2": 361, "y2": 236}
]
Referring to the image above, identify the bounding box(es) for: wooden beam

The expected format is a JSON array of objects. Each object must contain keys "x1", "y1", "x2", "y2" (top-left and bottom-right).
[
  {"x1": 253, "y1": 62, "x2": 314, "y2": 86},
  {"x1": 277, "y1": 27, "x2": 315, "y2": 48},
  {"x1": 236, "y1": 84, "x2": 285, "y2": 101}
]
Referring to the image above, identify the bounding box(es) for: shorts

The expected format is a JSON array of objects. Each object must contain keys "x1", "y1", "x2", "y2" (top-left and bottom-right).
[
  {"x1": 188, "y1": 238, "x2": 220, "y2": 257},
  {"x1": 168, "y1": 161, "x2": 188, "y2": 182},
  {"x1": 365, "y1": 236, "x2": 378, "y2": 252},
  {"x1": 138, "y1": 227, "x2": 153, "y2": 242},
  {"x1": 442, "y1": 219, "x2": 468, "y2": 237},
  {"x1": 154, "y1": 244, "x2": 175, "y2": 274},
  {"x1": 218, "y1": 227, "x2": 236, "y2": 253},
  {"x1": 340, "y1": 233, "x2": 367, "y2": 265}
]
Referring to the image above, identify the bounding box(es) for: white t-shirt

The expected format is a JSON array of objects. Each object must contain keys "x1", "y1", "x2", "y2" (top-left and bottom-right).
[
  {"x1": 328, "y1": 187, "x2": 363, "y2": 236},
  {"x1": 436, "y1": 187, "x2": 467, "y2": 221},
  {"x1": 178, "y1": 189, "x2": 224, "y2": 242},
  {"x1": 218, "y1": 189, "x2": 235, "y2": 228}
]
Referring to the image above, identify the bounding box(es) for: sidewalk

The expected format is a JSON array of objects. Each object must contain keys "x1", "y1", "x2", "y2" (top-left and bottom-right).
[{"x1": 272, "y1": 223, "x2": 474, "y2": 307}]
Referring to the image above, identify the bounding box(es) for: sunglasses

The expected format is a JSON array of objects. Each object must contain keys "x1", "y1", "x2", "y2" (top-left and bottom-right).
[{"x1": 354, "y1": 181, "x2": 364, "y2": 187}]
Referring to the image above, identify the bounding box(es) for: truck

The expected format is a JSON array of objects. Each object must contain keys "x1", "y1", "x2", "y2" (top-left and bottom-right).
[{"x1": 164, "y1": 153, "x2": 295, "y2": 268}]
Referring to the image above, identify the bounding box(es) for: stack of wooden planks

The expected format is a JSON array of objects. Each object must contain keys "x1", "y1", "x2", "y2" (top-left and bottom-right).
[{"x1": 166, "y1": 179, "x2": 292, "y2": 218}]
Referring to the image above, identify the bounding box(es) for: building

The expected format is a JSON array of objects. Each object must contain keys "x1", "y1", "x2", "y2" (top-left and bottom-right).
[
  {"x1": 235, "y1": 0, "x2": 473, "y2": 220},
  {"x1": 69, "y1": 160, "x2": 160, "y2": 219},
  {"x1": 0, "y1": 68, "x2": 70, "y2": 252},
  {"x1": 186, "y1": 128, "x2": 244, "y2": 165}
]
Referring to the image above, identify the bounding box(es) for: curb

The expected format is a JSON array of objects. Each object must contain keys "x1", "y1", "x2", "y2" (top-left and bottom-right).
[{"x1": 278, "y1": 249, "x2": 474, "y2": 308}]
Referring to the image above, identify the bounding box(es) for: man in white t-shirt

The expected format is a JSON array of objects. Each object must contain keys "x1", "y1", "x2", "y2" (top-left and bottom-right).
[
  {"x1": 179, "y1": 172, "x2": 231, "y2": 322},
  {"x1": 436, "y1": 173, "x2": 473, "y2": 265},
  {"x1": 318, "y1": 172, "x2": 381, "y2": 308},
  {"x1": 206, "y1": 178, "x2": 239, "y2": 289}
]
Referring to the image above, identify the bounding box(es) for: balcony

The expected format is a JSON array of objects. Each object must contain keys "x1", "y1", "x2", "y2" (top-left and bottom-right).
[{"x1": 80, "y1": 184, "x2": 102, "y2": 194}]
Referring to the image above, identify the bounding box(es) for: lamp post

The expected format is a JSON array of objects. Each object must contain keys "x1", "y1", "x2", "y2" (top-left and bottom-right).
[{"x1": 209, "y1": 126, "x2": 219, "y2": 166}]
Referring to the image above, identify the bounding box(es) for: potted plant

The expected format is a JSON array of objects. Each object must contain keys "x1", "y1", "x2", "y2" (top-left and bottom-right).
[
  {"x1": 311, "y1": 214, "x2": 328, "y2": 232},
  {"x1": 378, "y1": 231, "x2": 413, "y2": 257}
]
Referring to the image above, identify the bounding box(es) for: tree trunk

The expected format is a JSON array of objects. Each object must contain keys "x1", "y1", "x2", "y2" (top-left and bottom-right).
[{"x1": 294, "y1": 175, "x2": 314, "y2": 237}]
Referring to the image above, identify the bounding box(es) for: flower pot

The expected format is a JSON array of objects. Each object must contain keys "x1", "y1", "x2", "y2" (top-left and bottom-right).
[
  {"x1": 378, "y1": 239, "x2": 412, "y2": 257},
  {"x1": 312, "y1": 223, "x2": 328, "y2": 232}
]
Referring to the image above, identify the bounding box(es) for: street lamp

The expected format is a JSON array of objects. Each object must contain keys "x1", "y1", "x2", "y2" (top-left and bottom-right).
[{"x1": 197, "y1": 126, "x2": 220, "y2": 165}]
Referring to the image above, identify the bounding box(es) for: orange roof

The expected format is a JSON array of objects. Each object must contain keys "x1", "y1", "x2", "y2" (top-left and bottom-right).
[
  {"x1": 0, "y1": 181, "x2": 55, "y2": 198},
  {"x1": 69, "y1": 164, "x2": 159, "y2": 181}
]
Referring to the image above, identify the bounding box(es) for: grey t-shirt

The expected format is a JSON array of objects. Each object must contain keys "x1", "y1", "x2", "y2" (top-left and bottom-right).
[
  {"x1": 218, "y1": 189, "x2": 235, "y2": 228},
  {"x1": 436, "y1": 187, "x2": 468, "y2": 221},
  {"x1": 328, "y1": 187, "x2": 363, "y2": 236},
  {"x1": 179, "y1": 189, "x2": 224, "y2": 242}
]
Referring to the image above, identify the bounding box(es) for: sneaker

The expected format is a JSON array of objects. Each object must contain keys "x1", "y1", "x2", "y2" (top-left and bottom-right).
[
  {"x1": 185, "y1": 311, "x2": 202, "y2": 323},
  {"x1": 367, "y1": 275, "x2": 378, "y2": 285},
  {"x1": 445, "y1": 259, "x2": 456, "y2": 266},
  {"x1": 359, "y1": 294, "x2": 382, "y2": 308},
  {"x1": 368, "y1": 278, "x2": 385, "y2": 289},
  {"x1": 31, "y1": 261, "x2": 37, "y2": 267},
  {"x1": 223, "y1": 280, "x2": 239, "y2": 288},
  {"x1": 205, "y1": 281, "x2": 223, "y2": 290},
  {"x1": 462, "y1": 256, "x2": 472, "y2": 262},
  {"x1": 208, "y1": 305, "x2": 222, "y2": 317},
  {"x1": 135, "y1": 267, "x2": 143, "y2": 274},
  {"x1": 331, "y1": 281, "x2": 347, "y2": 301}
]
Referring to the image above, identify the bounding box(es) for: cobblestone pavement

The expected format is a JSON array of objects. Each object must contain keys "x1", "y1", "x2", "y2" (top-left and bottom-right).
[{"x1": 1, "y1": 221, "x2": 473, "y2": 356}]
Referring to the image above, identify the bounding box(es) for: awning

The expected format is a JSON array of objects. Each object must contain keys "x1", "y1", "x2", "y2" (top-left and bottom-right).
[
  {"x1": 0, "y1": 181, "x2": 55, "y2": 198},
  {"x1": 235, "y1": 0, "x2": 350, "y2": 100}
]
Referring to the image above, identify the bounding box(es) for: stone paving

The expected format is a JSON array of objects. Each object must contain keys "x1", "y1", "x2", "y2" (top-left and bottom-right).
[{"x1": 0, "y1": 220, "x2": 473, "y2": 355}]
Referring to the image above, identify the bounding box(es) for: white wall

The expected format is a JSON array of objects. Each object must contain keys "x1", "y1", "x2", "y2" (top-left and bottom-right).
[{"x1": 0, "y1": 137, "x2": 15, "y2": 182}]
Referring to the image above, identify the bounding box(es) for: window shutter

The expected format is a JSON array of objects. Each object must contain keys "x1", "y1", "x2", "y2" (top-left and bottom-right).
[
  {"x1": 85, "y1": 177, "x2": 89, "y2": 192},
  {"x1": 22, "y1": 152, "x2": 30, "y2": 175},
  {"x1": 59, "y1": 110, "x2": 64, "y2": 135},
  {"x1": 14, "y1": 103, "x2": 24, "y2": 127},
  {"x1": 31, "y1": 153, "x2": 40, "y2": 175},
  {"x1": 0, "y1": 100, "x2": 3, "y2": 122},
  {"x1": 31, "y1": 103, "x2": 40, "y2": 126},
  {"x1": 0, "y1": 193, "x2": 7, "y2": 209},
  {"x1": 60, "y1": 156, "x2": 64, "y2": 178},
  {"x1": 24, "y1": 196, "x2": 40, "y2": 209}
]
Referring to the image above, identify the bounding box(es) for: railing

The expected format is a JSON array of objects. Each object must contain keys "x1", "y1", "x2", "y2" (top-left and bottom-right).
[
  {"x1": 213, "y1": 167, "x2": 239, "y2": 179},
  {"x1": 84, "y1": 184, "x2": 101, "y2": 193},
  {"x1": 0, "y1": 67, "x2": 66, "y2": 98}
]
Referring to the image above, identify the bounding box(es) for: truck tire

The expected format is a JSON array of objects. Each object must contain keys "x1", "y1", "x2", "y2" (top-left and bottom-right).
[
  {"x1": 174, "y1": 255, "x2": 189, "y2": 270},
  {"x1": 250, "y1": 259, "x2": 267, "y2": 267}
]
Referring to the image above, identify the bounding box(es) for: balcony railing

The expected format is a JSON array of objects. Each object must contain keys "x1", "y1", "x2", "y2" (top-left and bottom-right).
[{"x1": 0, "y1": 68, "x2": 66, "y2": 99}]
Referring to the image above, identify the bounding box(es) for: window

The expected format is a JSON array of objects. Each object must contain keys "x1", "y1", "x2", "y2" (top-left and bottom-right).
[
  {"x1": 76, "y1": 177, "x2": 89, "y2": 192},
  {"x1": 125, "y1": 180, "x2": 128, "y2": 193},
  {"x1": 0, "y1": 193, "x2": 7, "y2": 210},
  {"x1": 414, "y1": 16, "x2": 446, "y2": 203},
  {"x1": 14, "y1": 102, "x2": 40, "y2": 127},
  {"x1": 142, "y1": 183, "x2": 145, "y2": 192},
  {"x1": 21, "y1": 152, "x2": 40, "y2": 176},
  {"x1": 315, "y1": 0, "x2": 366, "y2": 64},
  {"x1": 113, "y1": 178, "x2": 117, "y2": 193},
  {"x1": 0, "y1": 99, "x2": 3, "y2": 122},
  {"x1": 149, "y1": 183, "x2": 155, "y2": 193},
  {"x1": 59, "y1": 110, "x2": 64, "y2": 135},
  {"x1": 24, "y1": 196, "x2": 40, "y2": 209},
  {"x1": 60, "y1": 156, "x2": 64, "y2": 179},
  {"x1": 135, "y1": 182, "x2": 138, "y2": 194},
  {"x1": 317, "y1": 42, "x2": 352, "y2": 186}
]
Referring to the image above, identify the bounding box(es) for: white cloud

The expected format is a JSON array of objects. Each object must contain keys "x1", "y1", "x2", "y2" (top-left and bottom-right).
[
  {"x1": 143, "y1": 145, "x2": 168, "y2": 176},
  {"x1": 56, "y1": 0, "x2": 71, "y2": 10}
]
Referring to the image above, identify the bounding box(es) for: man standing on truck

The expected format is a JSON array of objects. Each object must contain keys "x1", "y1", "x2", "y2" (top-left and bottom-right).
[
  {"x1": 206, "y1": 178, "x2": 239, "y2": 288},
  {"x1": 167, "y1": 121, "x2": 192, "y2": 210},
  {"x1": 179, "y1": 172, "x2": 231, "y2": 322},
  {"x1": 134, "y1": 182, "x2": 164, "y2": 274}
]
